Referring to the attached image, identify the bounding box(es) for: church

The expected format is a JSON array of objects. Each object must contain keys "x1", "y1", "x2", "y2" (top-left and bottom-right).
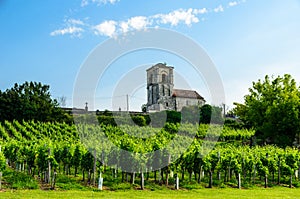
[{"x1": 146, "y1": 63, "x2": 205, "y2": 112}]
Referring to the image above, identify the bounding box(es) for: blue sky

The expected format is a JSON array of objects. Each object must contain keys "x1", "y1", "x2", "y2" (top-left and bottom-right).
[{"x1": 1, "y1": 0, "x2": 300, "y2": 111}]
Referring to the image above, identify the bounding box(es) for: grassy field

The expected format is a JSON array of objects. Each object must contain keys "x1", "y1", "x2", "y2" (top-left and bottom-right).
[{"x1": 1, "y1": 188, "x2": 300, "y2": 199}]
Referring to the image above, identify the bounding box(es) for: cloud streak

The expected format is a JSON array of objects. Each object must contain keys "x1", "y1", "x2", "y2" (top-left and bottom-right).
[
  {"x1": 92, "y1": 8, "x2": 206, "y2": 37},
  {"x1": 50, "y1": 18, "x2": 87, "y2": 37},
  {"x1": 51, "y1": 1, "x2": 246, "y2": 38},
  {"x1": 50, "y1": 27, "x2": 84, "y2": 37}
]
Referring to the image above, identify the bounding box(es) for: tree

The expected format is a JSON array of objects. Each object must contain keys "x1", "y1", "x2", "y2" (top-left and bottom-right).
[
  {"x1": 0, "y1": 81, "x2": 70, "y2": 123},
  {"x1": 200, "y1": 104, "x2": 212, "y2": 124},
  {"x1": 200, "y1": 104, "x2": 223, "y2": 124},
  {"x1": 233, "y1": 74, "x2": 300, "y2": 147},
  {"x1": 57, "y1": 96, "x2": 67, "y2": 107},
  {"x1": 141, "y1": 104, "x2": 147, "y2": 113},
  {"x1": 181, "y1": 105, "x2": 200, "y2": 124}
]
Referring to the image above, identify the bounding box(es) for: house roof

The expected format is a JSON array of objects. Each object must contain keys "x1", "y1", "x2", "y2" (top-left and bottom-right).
[{"x1": 172, "y1": 89, "x2": 205, "y2": 100}]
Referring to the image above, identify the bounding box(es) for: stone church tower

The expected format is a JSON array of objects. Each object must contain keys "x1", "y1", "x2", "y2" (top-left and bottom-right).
[
  {"x1": 146, "y1": 63, "x2": 205, "y2": 112},
  {"x1": 146, "y1": 63, "x2": 175, "y2": 111}
]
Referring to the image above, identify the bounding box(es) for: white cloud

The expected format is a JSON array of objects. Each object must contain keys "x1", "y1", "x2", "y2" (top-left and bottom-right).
[
  {"x1": 156, "y1": 8, "x2": 200, "y2": 26},
  {"x1": 93, "y1": 20, "x2": 117, "y2": 37},
  {"x1": 116, "y1": 8, "x2": 202, "y2": 34},
  {"x1": 214, "y1": 5, "x2": 224, "y2": 13},
  {"x1": 118, "y1": 16, "x2": 150, "y2": 34},
  {"x1": 50, "y1": 27, "x2": 84, "y2": 37},
  {"x1": 228, "y1": 1, "x2": 238, "y2": 7},
  {"x1": 119, "y1": 21, "x2": 129, "y2": 33},
  {"x1": 50, "y1": 18, "x2": 86, "y2": 37},
  {"x1": 193, "y1": 8, "x2": 208, "y2": 15},
  {"x1": 52, "y1": 2, "x2": 247, "y2": 38},
  {"x1": 81, "y1": 0, "x2": 119, "y2": 7},
  {"x1": 127, "y1": 16, "x2": 149, "y2": 30}
]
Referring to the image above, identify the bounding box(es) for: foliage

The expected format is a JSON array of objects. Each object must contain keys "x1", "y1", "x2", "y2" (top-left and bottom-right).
[
  {"x1": 233, "y1": 74, "x2": 300, "y2": 147},
  {"x1": 95, "y1": 105, "x2": 223, "y2": 127},
  {"x1": 181, "y1": 105, "x2": 200, "y2": 124},
  {"x1": 3, "y1": 168, "x2": 39, "y2": 189},
  {"x1": 224, "y1": 118, "x2": 245, "y2": 129},
  {"x1": 200, "y1": 104, "x2": 224, "y2": 124},
  {"x1": 0, "y1": 81, "x2": 71, "y2": 123},
  {"x1": 131, "y1": 115, "x2": 147, "y2": 126},
  {"x1": 0, "y1": 150, "x2": 6, "y2": 172},
  {"x1": 0, "y1": 119, "x2": 299, "y2": 191}
]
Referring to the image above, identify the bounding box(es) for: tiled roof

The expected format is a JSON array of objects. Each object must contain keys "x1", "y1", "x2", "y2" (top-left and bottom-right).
[{"x1": 172, "y1": 89, "x2": 205, "y2": 100}]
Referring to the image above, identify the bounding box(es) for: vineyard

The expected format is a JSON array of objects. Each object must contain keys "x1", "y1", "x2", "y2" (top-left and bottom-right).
[{"x1": 0, "y1": 120, "x2": 300, "y2": 191}]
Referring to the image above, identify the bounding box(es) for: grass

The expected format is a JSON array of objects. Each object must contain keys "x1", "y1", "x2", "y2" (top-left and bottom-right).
[
  {"x1": 3, "y1": 169, "x2": 39, "y2": 190},
  {"x1": 2, "y1": 168, "x2": 300, "y2": 198},
  {"x1": 1, "y1": 187, "x2": 300, "y2": 199},
  {"x1": 54, "y1": 175, "x2": 92, "y2": 191}
]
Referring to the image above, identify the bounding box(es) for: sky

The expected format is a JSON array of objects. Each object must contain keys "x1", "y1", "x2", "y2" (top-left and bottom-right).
[{"x1": 0, "y1": 0, "x2": 300, "y2": 111}]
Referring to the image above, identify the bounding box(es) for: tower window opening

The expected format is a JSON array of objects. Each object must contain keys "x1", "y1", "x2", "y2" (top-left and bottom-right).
[{"x1": 162, "y1": 74, "x2": 166, "y2": 83}]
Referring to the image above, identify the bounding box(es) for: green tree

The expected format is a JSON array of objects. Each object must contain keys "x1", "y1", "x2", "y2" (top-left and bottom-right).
[
  {"x1": 141, "y1": 104, "x2": 147, "y2": 113},
  {"x1": 233, "y1": 74, "x2": 300, "y2": 147},
  {"x1": 132, "y1": 115, "x2": 147, "y2": 126},
  {"x1": 200, "y1": 104, "x2": 212, "y2": 124},
  {"x1": 0, "y1": 81, "x2": 70, "y2": 122},
  {"x1": 181, "y1": 105, "x2": 200, "y2": 124},
  {"x1": 200, "y1": 104, "x2": 223, "y2": 124}
]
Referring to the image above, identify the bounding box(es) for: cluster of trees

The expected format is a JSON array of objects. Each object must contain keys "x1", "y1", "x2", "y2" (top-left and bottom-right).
[
  {"x1": 233, "y1": 74, "x2": 300, "y2": 147},
  {"x1": 94, "y1": 104, "x2": 224, "y2": 127},
  {"x1": 0, "y1": 82, "x2": 72, "y2": 123},
  {"x1": 0, "y1": 81, "x2": 225, "y2": 129}
]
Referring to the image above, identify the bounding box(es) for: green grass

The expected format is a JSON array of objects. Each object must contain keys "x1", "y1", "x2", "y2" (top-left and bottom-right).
[
  {"x1": 3, "y1": 169, "x2": 39, "y2": 190},
  {"x1": 54, "y1": 175, "x2": 92, "y2": 191},
  {"x1": 1, "y1": 187, "x2": 300, "y2": 199},
  {"x1": 2, "y1": 169, "x2": 300, "y2": 198}
]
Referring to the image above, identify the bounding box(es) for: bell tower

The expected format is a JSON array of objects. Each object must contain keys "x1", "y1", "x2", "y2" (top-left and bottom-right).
[{"x1": 146, "y1": 63, "x2": 174, "y2": 111}]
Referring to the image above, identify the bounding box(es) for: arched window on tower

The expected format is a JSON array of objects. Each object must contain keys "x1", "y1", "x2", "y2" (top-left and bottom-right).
[{"x1": 162, "y1": 74, "x2": 166, "y2": 83}]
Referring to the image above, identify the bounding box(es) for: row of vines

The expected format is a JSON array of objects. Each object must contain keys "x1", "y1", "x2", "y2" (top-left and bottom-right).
[{"x1": 0, "y1": 120, "x2": 299, "y2": 190}]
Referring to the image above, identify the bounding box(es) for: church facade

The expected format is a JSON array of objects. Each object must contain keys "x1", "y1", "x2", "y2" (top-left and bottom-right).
[{"x1": 146, "y1": 63, "x2": 205, "y2": 112}]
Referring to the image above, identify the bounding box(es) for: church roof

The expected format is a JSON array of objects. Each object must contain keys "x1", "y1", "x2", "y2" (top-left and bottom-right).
[
  {"x1": 172, "y1": 89, "x2": 205, "y2": 100},
  {"x1": 146, "y1": 63, "x2": 174, "y2": 71}
]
